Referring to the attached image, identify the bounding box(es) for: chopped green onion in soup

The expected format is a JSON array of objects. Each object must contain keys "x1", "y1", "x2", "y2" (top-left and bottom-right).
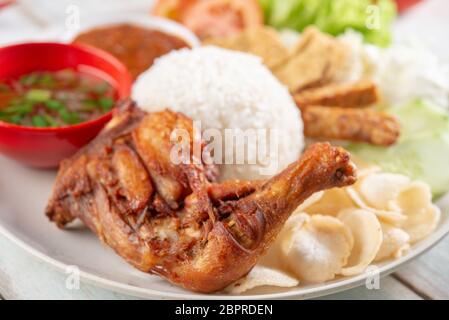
[{"x1": 0, "y1": 69, "x2": 116, "y2": 127}]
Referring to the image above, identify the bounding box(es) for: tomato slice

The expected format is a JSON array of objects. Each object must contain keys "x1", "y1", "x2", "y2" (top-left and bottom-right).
[
  {"x1": 181, "y1": 0, "x2": 263, "y2": 39},
  {"x1": 395, "y1": 0, "x2": 423, "y2": 13},
  {"x1": 152, "y1": 0, "x2": 198, "y2": 22},
  {"x1": 0, "y1": 0, "x2": 15, "y2": 10}
]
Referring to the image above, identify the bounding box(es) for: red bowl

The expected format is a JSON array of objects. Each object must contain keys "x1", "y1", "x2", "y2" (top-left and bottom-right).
[{"x1": 0, "y1": 42, "x2": 132, "y2": 168}]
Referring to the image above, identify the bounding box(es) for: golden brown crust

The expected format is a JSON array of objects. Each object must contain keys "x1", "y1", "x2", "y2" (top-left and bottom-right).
[
  {"x1": 294, "y1": 80, "x2": 380, "y2": 108},
  {"x1": 112, "y1": 144, "x2": 153, "y2": 213},
  {"x1": 302, "y1": 105, "x2": 401, "y2": 146},
  {"x1": 132, "y1": 111, "x2": 193, "y2": 209}
]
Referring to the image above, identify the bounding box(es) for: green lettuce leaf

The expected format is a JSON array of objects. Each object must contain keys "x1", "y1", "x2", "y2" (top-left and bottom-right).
[{"x1": 259, "y1": 0, "x2": 396, "y2": 47}]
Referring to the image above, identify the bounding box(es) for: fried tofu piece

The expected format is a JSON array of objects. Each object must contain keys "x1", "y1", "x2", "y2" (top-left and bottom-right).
[
  {"x1": 273, "y1": 27, "x2": 352, "y2": 93},
  {"x1": 302, "y1": 105, "x2": 400, "y2": 146},
  {"x1": 294, "y1": 80, "x2": 380, "y2": 108},
  {"x1": 203, "y1": 26, "x2": 289, "y2": 69}
]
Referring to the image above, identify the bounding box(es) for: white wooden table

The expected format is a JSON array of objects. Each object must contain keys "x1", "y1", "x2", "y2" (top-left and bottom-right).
[{"x1": 1, "y1": 0, "x2": 449, "y2": 300}]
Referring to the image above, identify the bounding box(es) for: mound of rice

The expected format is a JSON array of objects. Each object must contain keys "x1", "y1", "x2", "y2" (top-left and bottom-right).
[{"x1": 133, "y1": 46, "x2": 304, "y2": 180}]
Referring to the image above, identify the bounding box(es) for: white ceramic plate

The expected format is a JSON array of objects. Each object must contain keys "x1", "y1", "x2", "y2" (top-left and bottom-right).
[{"x1": 0, "y1": 154, "x2": 448, "y2": 300}]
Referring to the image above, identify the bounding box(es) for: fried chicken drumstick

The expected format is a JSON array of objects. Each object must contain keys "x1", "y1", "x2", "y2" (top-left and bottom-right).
[{"x1": 46, "y1": 101, "x2": 356, "y2": 293}]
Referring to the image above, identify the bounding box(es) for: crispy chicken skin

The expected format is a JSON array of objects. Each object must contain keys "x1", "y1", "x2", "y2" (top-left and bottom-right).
[{"x1": 46, "y1": 100, "x2": 356, "y2": 293}]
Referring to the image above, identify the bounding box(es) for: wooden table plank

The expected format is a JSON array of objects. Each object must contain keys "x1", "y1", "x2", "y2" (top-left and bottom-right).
[
  {"x1": 318, "y1": 277, "x2": 422, "y2": 300},
  {"x1": 393, "y1": 234, "x2": 449, "y2": 300},
  {"x1": 0, "y1": 234, "x2": 136, "y2": 300},
  {"x1": 0, "y1": 232, "x2": 422, "y2": 300}
]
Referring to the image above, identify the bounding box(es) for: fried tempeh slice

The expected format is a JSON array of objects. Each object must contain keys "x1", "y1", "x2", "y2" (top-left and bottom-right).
[
  {"x1": 294, "y1": 80, "x2": 380, "y2": 108},
  {"x1": 302, "y1": 105, "x2": 400, "y2": 146}
]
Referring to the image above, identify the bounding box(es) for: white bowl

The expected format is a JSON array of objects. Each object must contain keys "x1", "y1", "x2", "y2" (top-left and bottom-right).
[{"x1": 61, "y1": 13, "x2": 200, "y2": 47}]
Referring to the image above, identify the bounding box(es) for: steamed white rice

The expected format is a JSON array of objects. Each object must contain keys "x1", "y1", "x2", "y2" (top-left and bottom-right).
[{"x1": 133, "y1": 46, "x2": 304, "y2": 181}]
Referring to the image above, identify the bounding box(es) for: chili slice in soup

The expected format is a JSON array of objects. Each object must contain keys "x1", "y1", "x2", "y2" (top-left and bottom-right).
[{"x1": 0, "y1": 69, "x2": 116, "y2": 128}]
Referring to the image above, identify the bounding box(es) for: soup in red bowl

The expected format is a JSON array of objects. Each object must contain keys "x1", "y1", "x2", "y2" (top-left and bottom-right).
[{"x1": 0, "y1": 42, "x2": 132, "y2": 168}]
